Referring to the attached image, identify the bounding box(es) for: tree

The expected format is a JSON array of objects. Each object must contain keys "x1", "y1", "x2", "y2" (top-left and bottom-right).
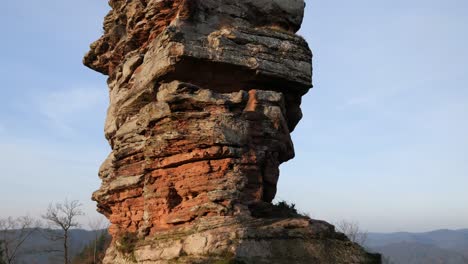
[
  {"x1": 0, "y1": 216, "x2": 39, "y2": 264},
  {"x1": 382, "y1": 256, "x2": 396, "y2": 264},
  {"x1": 0, "y1": 240, "x2": 6, "y2": 264},
  {"x1": 88, "y1": 217, "x2": 108, "y2": 264},
  {"x1": 71, "y1": 231, "x2": 111, "y2": 264},
  {"x1": 335, "y1": 220, "x2": 368, "y2": 247},
  {"x1": 42, "y1": 200, "x2": 83, "y2": 264}
]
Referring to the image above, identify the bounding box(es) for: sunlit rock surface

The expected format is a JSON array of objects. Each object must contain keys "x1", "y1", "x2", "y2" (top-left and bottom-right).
[{"x1": 84, "y1": 0, "x2": 381, "y2": 263}]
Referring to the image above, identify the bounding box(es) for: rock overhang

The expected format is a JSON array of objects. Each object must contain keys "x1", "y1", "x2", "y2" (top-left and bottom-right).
[{"x1": 84, "y1": 0, "x2": 312, "y2": 92}]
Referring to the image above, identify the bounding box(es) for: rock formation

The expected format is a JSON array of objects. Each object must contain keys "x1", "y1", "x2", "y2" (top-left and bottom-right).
[{"x1": 84, "y1": 0, "x2": 381, "y2": 263}]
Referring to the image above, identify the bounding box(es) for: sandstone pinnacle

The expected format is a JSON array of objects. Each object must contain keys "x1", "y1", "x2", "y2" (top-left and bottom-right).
[{"x1": 84, "y1": 0, "x2": 381, "y2": 263}]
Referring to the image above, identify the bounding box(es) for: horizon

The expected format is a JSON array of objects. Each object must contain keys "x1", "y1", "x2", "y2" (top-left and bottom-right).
[
  {"x1": 1, "y1": 0, "x2": 467, "y2": 233},
  {"x1": 11, "y1": 226, "x2": 468, "y2": 235}
]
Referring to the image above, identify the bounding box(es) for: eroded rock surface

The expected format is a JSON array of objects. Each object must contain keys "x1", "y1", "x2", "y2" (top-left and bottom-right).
[{"x1": 84, "y1": 0, "x2": 380, "y2": 263}]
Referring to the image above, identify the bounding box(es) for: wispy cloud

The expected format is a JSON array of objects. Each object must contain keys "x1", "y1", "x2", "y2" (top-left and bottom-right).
[
  {"x1": 337, "y1": 90, "x2": 386, "y2": 110},
  {"x1": 340, "y1": 87, "x2": 400, "y2": 109},
  {"x1": 343, "y1": 95, "x2": 377, "y2": 108},
  {"x1": 0, "y1": 138, "x2": 105, "y2": 221},
  {"x1": 36, "y1": 86, "x2": 107, "y2": 135},
  {"x1": 0, "y1": 86, "x2": 109, "y2": 221}
]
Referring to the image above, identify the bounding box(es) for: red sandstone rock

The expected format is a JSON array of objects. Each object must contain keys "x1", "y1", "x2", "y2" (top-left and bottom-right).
[
  {"x1": 84, "y1": 0, "x2": 381, "y2": 263},
  {"x1": 92, "y1": 82, "x2": 295, "y2": 236}
]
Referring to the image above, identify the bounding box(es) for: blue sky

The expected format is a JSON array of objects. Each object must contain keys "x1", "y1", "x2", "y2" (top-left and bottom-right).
[{"x1": 1, "y1": 0, "x2": 467, "y2": 232}]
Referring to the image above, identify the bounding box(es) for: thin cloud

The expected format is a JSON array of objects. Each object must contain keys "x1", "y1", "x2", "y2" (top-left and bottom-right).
[
  {"x1": 36, "y1": 86, "x2": 107, "y2": 135},
  {"x1": 338, "y1": 93, "x2": 381, "y2": 110},
  {"x1": 344, "y1": 95, "x2": 376, "y2": 107},
  {"x1": 0, "y1": 138, "x2": 106, "y2": 222}
]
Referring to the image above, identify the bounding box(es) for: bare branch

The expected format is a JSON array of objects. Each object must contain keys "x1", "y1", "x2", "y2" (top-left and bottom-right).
[
  {"x1": 0, "y1": 216, "x2": 40, "y2": 264},
  {"x1": 88, "y1": 216, "x2": 109, "y2": 264},
  {"x1": 42, "y1": 199, "x2": 84, "y2": 264},
  {"x1": 335, "y1": 220, "x2": 368, "y2": 247}
]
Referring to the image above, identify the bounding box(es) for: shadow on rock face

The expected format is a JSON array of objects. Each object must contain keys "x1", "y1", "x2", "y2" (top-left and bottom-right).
[{"x1": 84, "y1": 0, "x2": 380, "y2": 263}]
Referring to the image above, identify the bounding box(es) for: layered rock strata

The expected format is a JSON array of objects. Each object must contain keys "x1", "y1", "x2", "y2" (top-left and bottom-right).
[{"x1": 85, "y1": 0, "x2": 381, "y2": 263}]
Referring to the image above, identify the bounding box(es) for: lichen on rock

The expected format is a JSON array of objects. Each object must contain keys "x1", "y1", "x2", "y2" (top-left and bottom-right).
[{"x1": 84, "y1": 0, "x2": 381, "y2": 263}]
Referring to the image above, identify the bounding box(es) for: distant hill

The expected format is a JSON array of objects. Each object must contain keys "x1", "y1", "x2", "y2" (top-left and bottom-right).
[
  {"x1": 8, "y1": 229, "x2": 101, "y2": 264},
  {"x1": 367, "y1": 229, "x2": 468, "y2": 264},
  {"x1": 7, "y1": 228, "x2": 468, "y2": 264}
]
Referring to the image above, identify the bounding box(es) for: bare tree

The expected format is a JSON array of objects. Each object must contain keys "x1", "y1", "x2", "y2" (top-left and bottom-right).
[
  {"x1": 335, "y1": 220, "x2": 368, "y2": 246},
  {"x1": 88, "y1": 217, "x2": 108, "y2": 264},
  {"x1": 0, "y1": 216, "x2": 40, "y2": 264},
  {"x1": 0, "y1": 241, "x2": 5, "y2": 264},
  {"x1": 42, "y1": 200, "x2": 83, "y2": 264},
  {"x1": 382, "y1": 256, "x2": 396, "y2": 264}
]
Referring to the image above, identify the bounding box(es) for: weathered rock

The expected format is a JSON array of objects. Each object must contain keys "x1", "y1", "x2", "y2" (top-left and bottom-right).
[
  {"x1": 84, "y1": 0, "x2": 380, "y2": 263},
  {"x1": 102, "y1": 217, "x2": 379, "y2": 264}
]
